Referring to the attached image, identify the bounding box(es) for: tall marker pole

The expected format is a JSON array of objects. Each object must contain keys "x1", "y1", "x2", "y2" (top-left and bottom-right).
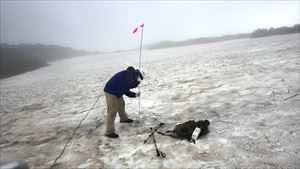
[
  {"x1": 139, "y1": 25, "x2": 143, "y2": 68},
  {"x1": 138, "y1": 24, "x2": 144, "y2": 117}
]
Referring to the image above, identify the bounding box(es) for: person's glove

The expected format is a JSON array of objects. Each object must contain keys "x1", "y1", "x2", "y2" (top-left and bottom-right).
[{"x1": 136, "y1": 92, "x2": 141, "y2": 97}]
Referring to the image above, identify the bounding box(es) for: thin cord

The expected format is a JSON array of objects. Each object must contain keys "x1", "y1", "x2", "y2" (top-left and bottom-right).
[
  {"x1": 50, "y1": 95, "x2": 101, "y2": 169},
  {"x1": 138, "y1": 86, "x2": 141, "y2": 117}
]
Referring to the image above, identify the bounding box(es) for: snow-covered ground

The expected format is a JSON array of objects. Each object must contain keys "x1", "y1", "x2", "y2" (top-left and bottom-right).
[{"x1": 1, "y1": 33, "x2": 299, "y2": 169}]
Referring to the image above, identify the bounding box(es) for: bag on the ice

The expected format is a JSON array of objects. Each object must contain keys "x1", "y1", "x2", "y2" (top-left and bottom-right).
[{"x1": 158, "y1": 119, "x2": 210, "y2": 143}]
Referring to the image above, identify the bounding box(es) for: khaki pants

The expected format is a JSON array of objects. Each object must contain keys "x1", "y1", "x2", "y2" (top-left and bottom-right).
[{"x1": 105, "y1": 92, "x2": 128, "y2": 134}]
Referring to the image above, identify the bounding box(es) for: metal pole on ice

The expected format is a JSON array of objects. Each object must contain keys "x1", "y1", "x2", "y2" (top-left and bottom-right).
[
  {"x1": 138, "y1": 23, "x2": 144, "y2": 117},
  {"x1": 133, "y1": 23, "x2": 144, "y2": 117}
]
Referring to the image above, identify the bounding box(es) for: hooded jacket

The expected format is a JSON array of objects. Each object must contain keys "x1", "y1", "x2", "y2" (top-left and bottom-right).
[{"x1": 104, "y1": 67, "x2": 140, "y2": 98}]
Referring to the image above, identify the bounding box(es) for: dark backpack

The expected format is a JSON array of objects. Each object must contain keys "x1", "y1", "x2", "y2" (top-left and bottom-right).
[{"x1": 158, "y1": 119, "x2": 210, "y2": 143}]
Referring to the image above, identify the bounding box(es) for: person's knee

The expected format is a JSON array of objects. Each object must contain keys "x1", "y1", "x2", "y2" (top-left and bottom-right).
[{"x1": 118, "y1": 99, "x2": 125, "y2": 107}]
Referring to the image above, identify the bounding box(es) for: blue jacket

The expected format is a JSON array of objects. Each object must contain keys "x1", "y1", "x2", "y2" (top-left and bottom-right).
[{"x1": 104, "y1": 69, "x2": 140, "y2": 98}]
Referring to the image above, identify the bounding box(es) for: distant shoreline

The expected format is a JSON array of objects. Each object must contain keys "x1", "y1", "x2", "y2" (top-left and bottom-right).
[
  {"x1": 0, "y1": 44, "x2": 99, "y2": 79},
  {"x1": 146, "y1": 24, "x2": 299, "y2": 50}
]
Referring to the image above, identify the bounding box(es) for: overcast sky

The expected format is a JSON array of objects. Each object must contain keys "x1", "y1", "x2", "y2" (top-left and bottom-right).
[{"x1": 1, "y1": 1, "x2": 299, "y2": 52}]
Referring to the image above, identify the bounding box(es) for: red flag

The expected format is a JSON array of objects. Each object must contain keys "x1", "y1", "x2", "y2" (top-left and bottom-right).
[
  {"x1": 140, "y1": 23, "x2": 144, "y2": 28},
  {"x1": 133, "y1": 27, "x2": 138, "y2": 34}
]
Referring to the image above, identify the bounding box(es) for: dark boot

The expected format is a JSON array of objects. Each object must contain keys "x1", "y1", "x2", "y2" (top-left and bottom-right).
[
  {"x1": 120, "y1": 118, "x2": 133, "y2": 123},
  {"x1": 105, "y1": 132, "x2": 119, "y2": 138}
]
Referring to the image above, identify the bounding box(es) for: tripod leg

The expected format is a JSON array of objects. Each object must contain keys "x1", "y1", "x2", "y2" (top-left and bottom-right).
[{"x1": 151, "y1": 131, "x2": 159, "y2": 155}]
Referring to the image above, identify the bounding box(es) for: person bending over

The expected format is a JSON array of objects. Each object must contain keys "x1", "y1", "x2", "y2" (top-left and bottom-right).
[{"x1": 103, "y1": 66, "x2": 145, "y2": 138}]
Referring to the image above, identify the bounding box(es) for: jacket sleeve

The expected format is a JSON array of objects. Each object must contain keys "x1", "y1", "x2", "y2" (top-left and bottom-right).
[
  {"x1": 125, "y1": 90, "x2": 136, "y2": 98},
  {"x1": 131, "y1": 80, "x2": 140, "y2": 88}
]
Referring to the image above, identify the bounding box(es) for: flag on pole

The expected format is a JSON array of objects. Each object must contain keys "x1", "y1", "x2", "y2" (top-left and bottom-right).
[
  {"x1": 133, "y1": 27, "x2": 138, "y2": 34},
  {"x1": 133, "y1": 23, "x2": 144, "y2": 34}
]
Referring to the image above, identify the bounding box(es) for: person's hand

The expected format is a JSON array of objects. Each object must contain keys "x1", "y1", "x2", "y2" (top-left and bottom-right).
[{"x1": 136, "y1": 92, "x2": 141, "y2": 97}]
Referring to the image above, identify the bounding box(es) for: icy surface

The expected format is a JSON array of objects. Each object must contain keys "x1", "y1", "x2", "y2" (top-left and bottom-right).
[{"x1": 0, "y1": 34, "x2": 299, "y2": 168}]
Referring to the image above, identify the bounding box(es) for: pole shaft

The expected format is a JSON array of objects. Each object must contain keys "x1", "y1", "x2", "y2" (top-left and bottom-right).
[
  {"x1": 139, "y1": 28, "x2": 143, "y2": 69},
  {"x1": 138, "y1": 27, "x2": 143, "y2": 116}
]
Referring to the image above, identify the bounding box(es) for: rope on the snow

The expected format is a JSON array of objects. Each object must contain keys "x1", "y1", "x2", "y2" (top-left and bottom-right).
[
  {"x1": 138, "y1": 84, "x2": 141, "y2": 117},
  {"x1": 50, "y1": 95, "x2": 101, "y2": 169},
  {"x1": 284, "y1": 93, "x2": 299, "y2": 101}
]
